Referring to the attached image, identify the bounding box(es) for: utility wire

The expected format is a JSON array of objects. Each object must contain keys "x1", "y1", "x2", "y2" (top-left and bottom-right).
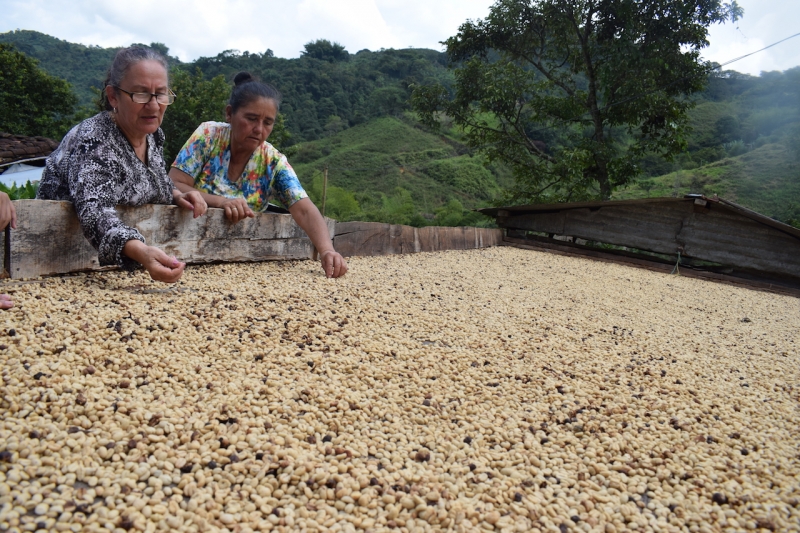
[
  {"x1": 464, "y1": 31, "x2": 800, "y2": 143},
  {"x1": 313, "y1": 31, "x2": 800, "y2": 173},
  {"x1": 503, "y1": 30, "x2": 800, "y2": 140},
  {"x1": 716, "y1": 32, "x2": 800, "y2": 68}
]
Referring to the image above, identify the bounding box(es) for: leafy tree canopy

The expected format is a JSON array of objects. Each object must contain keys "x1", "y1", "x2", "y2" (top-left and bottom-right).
[
  {"x1": 302, "y1": 40, "x2": 350, "y2": 62},
  {"x1": 191, "y1": 46, "x2": 449, "y2": 142},
  {"x1": 1, "y1": 31, "x2": 453, "y2": 144},
  {"x1": 413, "y1": 0, "x2": 743, "y2": 202},
  {"x1": 159, "y1": 67, "x2": 230, "y2": 165},
  {"x1": 0, "y1": 43, "x2": 78, "y2": 138},
  {"x1": 0, "y1": 30, "x2": 117, "y2": 107}
]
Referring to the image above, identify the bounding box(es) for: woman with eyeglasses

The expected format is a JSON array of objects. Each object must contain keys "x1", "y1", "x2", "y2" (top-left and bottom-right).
[
  {"x1": 169, "y1": 72, "x2": 347, "y2": 278},
  {"x1": 37, "y1": 46, "x2": 206, "y2": 283}
]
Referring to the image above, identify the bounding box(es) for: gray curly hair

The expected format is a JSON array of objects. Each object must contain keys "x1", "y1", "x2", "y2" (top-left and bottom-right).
[{"x1": 100, "y1": 46, "x2": 169, "y2": 111}]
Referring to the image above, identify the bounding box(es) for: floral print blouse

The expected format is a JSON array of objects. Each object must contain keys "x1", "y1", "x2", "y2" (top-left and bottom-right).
[
  {"x1": 171, "y1": 121, "x2": 307, "y2": 212},
  {"x1": 37, "y1": 112, "x2": 175, "y2": 270}
]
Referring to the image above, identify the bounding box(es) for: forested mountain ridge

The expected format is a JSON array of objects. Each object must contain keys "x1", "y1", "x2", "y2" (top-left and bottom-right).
[
  {"x1": 0, "y1": 30, "x2": 451, "y2": 143},
  {"x1": 191, "y1": 46, "x2": 452, "y2": 144},
  {"x1": 0, "y1": 30, "x2": 119, "y2": 107},
  {"x1": 1, "y1": 30, "x2": 798, "y2": 226}
]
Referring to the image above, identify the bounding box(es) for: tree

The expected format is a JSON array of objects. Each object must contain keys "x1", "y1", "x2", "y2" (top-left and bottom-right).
[
  {"x1": 307, "y1": 172, "x2": 361, "y2": 221},
  {"x1": 302, "y1": 40, "x2": 350, "y2": 62},
  {"x1": 160, "y1": 67, "x2": 230, "y2": 165},
  {"x1": 413, "y1": 0, "x2": 742, "y2": 202},
  {"x1": 0, "y1": 43, "x2": 78, "y2": 138},
  {"x1": 324, "y1": 115, "x2": 345, "y2": 136}
]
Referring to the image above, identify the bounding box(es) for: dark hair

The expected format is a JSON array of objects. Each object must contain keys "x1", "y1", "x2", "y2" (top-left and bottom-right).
[
  {"x1": 229, "y1": 71, "x2": 282, "y2": 114},
  {"x1": 100, "y1": 46, "x2": 170, "y2": 111}
]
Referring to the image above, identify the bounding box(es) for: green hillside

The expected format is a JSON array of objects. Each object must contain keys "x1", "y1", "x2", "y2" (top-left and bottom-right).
[
  {"x1": 616, "y1": 141, "x2": 800, "y2": 224},
  {"x1": 619, "y1": 68, "x2": 800, "y2": 226},
  {"x1": 292, "y1": 115, "x2": 511, "y2": 225},
  {"x1": 186, "y1": 46, "x2": 452, "y2": 144},
  {"x1": 0, "y1": 30, "x2": 118, "y2": 107},
  {"x1": 1, "y1": 30, "x2": 798, "y2": 227}
]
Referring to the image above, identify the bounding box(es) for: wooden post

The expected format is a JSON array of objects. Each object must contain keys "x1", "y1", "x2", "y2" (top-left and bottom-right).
[
  {"x1": 2, "y1": 226, "x2": 9, "y2": 278},
  {"x1": 311, "y1": 165, "x2": 328, "y2": 261},
  {"x1": 321, "y1": 166, "x2": 329, "y2": 217},
  {"x1": 312, "y1": 166, "x2": 330, "y2": 262}
]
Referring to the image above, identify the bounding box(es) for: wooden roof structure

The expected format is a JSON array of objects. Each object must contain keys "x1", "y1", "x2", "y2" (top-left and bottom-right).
[
  {"x1": 0, "y1": 132, "x2": 59, "y2": 167},
  {"x1": 480, "y1": 195, "x2": 800, "y2": 291}
]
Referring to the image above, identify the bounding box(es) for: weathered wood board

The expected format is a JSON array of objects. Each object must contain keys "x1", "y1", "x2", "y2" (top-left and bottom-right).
[
  {"x1": 503, "y1": 236, "x2": 800, "y2": 297},
  {"x1": 334, "y1": 222, "x2": 502, "y2": 257},
  {"x1": 4, "y1": 200, "x2": 334, "y2": 279},
  {"x1": 494, "y1": 198, "x2": 800, "y2": 282}
]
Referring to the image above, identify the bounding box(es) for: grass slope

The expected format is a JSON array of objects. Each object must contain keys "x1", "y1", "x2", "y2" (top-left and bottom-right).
[
  {"x1": 291, "y1": 116, "x2": 511, "y2": 216},
  {"x1": 616, "y1": 142, "x2": 800, "y2": 223}
]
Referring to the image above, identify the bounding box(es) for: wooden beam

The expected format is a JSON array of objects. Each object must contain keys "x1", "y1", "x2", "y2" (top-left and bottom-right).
[
  {"x1": 503, "y1": 237, "x2": 800, "y2": 298},
  {"x1": 4, "y1": 200, "x2": 334, "y2": 279},
  {"x1": 334, "y1": 222, "x2": 502, "y2": 257},
  {"x1": 498, "y1": 200, "x2": 800, "y2": 282}
]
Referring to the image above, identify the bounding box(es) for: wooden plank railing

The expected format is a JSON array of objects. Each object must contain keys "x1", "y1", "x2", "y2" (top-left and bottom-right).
[
  {"x1": 1, "y1": 201, "x2": 502, "y2": 279},
  {"x1": 2, "y1": 200, "x2": 332, "y2": 279},
  {"x1": 333, "y1": 221, "x2": 503, "y2": 257}
]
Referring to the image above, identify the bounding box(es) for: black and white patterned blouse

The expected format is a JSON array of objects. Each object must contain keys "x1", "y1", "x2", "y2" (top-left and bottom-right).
[{"x1": 38, "y1": 112, "x2": 175, "y2": 270}]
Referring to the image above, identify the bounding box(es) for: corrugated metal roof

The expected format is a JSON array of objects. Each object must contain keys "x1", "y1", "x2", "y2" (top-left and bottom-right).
[{"x1": 480, "y1": 196, "x2": 800, "y2": 241}]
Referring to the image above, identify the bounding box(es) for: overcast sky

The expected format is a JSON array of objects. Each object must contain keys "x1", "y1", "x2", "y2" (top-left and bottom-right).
[{"x1": 1, "y1": 0, "x2": 798, "y2": 76}]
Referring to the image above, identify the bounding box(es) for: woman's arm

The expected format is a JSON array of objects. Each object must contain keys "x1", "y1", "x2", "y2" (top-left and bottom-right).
[
  {"x1": 169, "y1": 167, "x2": 254, "y2": 223},
  {"x1": 288, "y1": 198, "x2": 348, "y2": 278},
  {"x1": 0, "y1": 192, "x2": 17, "y2": 230},
  {"x1": 69, "y1": 157, "x2": 148, "y2": 271},
  {"x1": 1, "y1": 195, "x2": 18, "y2": 306},
  {"x1": 66, "y1": 146, "x2": 183, "y2": 281}
]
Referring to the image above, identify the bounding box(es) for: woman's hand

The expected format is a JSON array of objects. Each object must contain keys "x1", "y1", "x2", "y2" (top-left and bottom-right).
[
  {"x1": 220, "y1": 198, "x2": 255, "y2": 223},
  {"x1": 287, "y1": 198, "x2": 347, "y2": 279},
  {"x1": 0, "y1": 294, "x2": 13, "y2": 310},
  {"x1": 123, "y1": 240, "x2": 185, "y2": 283},
  {"x1": 140, "y1": 247, "x2": 186, "y2": 283},
  {"x1": 320, "y1": 250, "x2": 348, "y2": 278},
  {"x1": 0, "y1": 192, "x2": 17, "y2": 230},
  {"x1": 173, "y1": 189, "x2": 207, "y2": 218}
]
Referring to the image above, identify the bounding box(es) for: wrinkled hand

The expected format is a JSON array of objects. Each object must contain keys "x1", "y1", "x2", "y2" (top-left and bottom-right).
[
  {"x1": 0, "y1": 294, "x2": 13, "y2": 310},
  {"x1": 221, "y1": 198, "x2": 255, "y2": 223},
  {"x1": 173, "y1": 190, "x2": 207, "y2": 219},
  {"x1": 140, "y1": 246, "x2": 186, "y2": 283},
  {"x1": 0, "y1": 192, "x2": 17, "y2": 230},
  {"x1": 320, "y1": 250, "x2": 348, "y2": 278}
]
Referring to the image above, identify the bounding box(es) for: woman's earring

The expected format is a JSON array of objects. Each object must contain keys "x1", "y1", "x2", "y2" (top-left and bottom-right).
[{"x1": 113, "y1": 108, "x2": 118, "y2": 114}]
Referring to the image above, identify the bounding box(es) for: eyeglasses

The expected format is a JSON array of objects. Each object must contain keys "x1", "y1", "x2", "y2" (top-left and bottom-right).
[{"x1": 113, "y1": 86, "x2": 176, "y2": 105}]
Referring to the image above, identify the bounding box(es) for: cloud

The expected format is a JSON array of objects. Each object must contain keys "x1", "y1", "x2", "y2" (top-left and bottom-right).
[
  {"x1": 373, "y1": 0, "x2": 492, "y2": 50},
  {"x1": 0, "y1": 0, "x2": 798, "y2": 74},
  {"x1": 703, "y1": 0, "x2": 800, "y2": 75},
  {"x1": 294, "y1": 0, "x2": 399, "y2": 51}
]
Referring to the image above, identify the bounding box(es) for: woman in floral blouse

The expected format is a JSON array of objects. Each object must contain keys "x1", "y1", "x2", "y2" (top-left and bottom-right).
[
  {"x1": 38, "y1": 46, "x2": 206, "y2": 283},
  {"x1": 169, "y1": 72, "x2": 347, "y2": 278}
]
